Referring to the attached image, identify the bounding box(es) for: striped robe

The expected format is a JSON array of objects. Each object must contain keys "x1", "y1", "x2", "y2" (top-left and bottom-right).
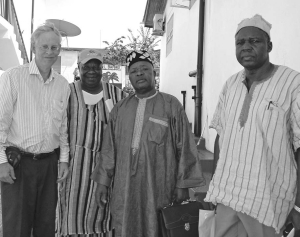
[
  {"x1": 205, "y1": 65, "x2": 300, "y2": 233},
  {"x1": 56, "y1": 81, "x2": 126, "y2": 236}
]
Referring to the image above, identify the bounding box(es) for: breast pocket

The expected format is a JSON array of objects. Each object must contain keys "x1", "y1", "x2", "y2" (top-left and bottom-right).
[
  {"x1": 52, "y1": 99, "x2": 64, "y2": 133},
  {"x1": 147, "y1": 116, "x2": 169, "y2": 145},
  {"x1": 257, "y1": 99, "x2": 286, "y2": 132}
]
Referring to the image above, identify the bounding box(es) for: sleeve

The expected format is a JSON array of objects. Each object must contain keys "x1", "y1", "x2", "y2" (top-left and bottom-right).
[
  {"x1": 290, "y1": 79, "x2": 300, "y2": 151},
  {"x1": 103, "y1": 82, "x2": 128, "y2": 114},
  {"x1": 90, "y1": 107, "x2": 117, "y2": 186},
  {"x1": 209, "y1": 81, "x2": 227, "y2": 135},
  {"x1": 0, "y1": 72, "x2": 15, "y2": 164},
  {"x1": 173, "y1": 104, "x2": 206, "y2": 188},
  {"x1": 59, "y1": 86, "x2": 71, "y2": 163}
]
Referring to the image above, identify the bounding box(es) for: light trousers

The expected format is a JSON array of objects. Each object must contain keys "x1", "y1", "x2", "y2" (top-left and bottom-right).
[{"x1": 215, "y1": 203, "x2": 283, "y2": 237}]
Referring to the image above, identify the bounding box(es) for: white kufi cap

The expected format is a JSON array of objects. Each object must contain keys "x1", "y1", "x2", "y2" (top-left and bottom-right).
[{"x1": 236, "y1": 14, "x2": 272, "y2": 37}]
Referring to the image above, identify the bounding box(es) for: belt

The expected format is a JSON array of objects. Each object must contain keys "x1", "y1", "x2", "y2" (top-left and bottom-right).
[{"x1": 20, "y1": 150, "x2": 55, "y2": 160}]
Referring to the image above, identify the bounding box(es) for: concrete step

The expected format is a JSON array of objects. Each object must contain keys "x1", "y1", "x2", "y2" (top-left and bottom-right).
[{"x1": 198, "y1": 148, "x2": 214, "y2": 173}]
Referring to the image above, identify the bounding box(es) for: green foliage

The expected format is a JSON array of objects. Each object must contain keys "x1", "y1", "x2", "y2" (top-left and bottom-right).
[
  {"x1": 103, "y1": 26, "x2": 160, "y2": 68},
  {"x1": 122, "y1": 81, "x2": 135, "y2": 95}
]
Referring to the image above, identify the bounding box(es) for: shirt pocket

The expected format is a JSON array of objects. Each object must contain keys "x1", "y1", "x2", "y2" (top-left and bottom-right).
[
  {"x1": 147, "y1": 116, "x2": 169, "y2": 145},
  {"x1": 257, "y1": 98, "x2": 286, "y2": 132},
  {"x1": 52, "y1": 99, "x2": 64, "y2": 133}
]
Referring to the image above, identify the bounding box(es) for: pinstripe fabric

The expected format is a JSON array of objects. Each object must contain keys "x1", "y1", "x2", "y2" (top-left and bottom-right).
[
  {"x1": 205, "y1": 65, "x2": 300, "y2": 233},
  {"x1": 60, "y1": 232, "x2": 115, "y2": 237},
  {"x1": 0, "y1": 60, "x2": 70, "y2": 163},
  {"x1": 56, "y1": 81, "x2": 125, "y2": 236}
]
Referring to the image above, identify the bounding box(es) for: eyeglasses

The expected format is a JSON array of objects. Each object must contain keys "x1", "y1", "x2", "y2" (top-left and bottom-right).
[{"x1": 38, "y1": 44, "x2": 61, "y2": 52}]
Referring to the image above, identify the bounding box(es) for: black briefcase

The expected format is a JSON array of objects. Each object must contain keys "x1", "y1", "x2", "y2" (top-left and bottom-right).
[{"x1": 159, "y1": 201, "x2": 203, "y2": 237}]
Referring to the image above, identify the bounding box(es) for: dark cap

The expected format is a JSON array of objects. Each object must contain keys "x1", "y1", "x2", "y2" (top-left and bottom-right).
[{"x1": 126, "y1": 50, "x2": 153, "y2": 68}]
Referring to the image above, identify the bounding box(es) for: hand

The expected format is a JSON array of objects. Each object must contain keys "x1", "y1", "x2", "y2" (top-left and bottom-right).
[
  {"x1": 57, "y1": 162, "x2": 69, "y2": 190},
  {"x1": 284, "y1": 208, "x2": 300, "y2": 231},
  {"x1": 0, "y1": 162, "x2": 15, "y2": 184},
  {"x1": 95, "y1": 184, "x2": 108, "y2": 208},
  {"x1": 173, "y1": 188, "x2": 190, "y2": 204}
]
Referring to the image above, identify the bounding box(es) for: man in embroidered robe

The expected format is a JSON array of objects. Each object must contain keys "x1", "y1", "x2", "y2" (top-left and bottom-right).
[
  {"x1": 91, "y1": 50, "x2": 205, "y2": 237},
  {"x1": 205, "y1": 14, "x2": 300, "y2": 236},
  {"x1": 56, "y1": 49, "x2": 126, "y2": 237}
]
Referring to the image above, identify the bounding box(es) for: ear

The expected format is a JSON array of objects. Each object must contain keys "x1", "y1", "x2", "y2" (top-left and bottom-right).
[
  {"x1": 153, "y1": 70, "x2": 156, "y2": 78},
  {"x1": 267, "y1": 41, "x2": 273, "y2": 53}
]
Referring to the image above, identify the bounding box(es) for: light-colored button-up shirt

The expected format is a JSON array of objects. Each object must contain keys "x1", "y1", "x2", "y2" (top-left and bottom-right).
[
  {"x1": 0, "y1": 60, "x2": 70, "y2": 163},
  {"x1": 205, "y1": 65, "x2": 300, "y2": 233}
]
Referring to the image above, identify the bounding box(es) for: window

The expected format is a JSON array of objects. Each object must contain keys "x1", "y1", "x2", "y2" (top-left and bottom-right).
[{"x1": 166, "y1": 14, "x2": 174, "y2": 57}]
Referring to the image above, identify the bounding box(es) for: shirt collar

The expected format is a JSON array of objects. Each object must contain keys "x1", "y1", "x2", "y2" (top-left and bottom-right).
[
  {"x1": 135, "y1": 90, "x2": 158, "y2": 100},
  {"x1": 240, "y1": 65, "x2": 279, "y2": 86},
  {"x1": 29, "y1": 59, "x2": 55, "y2": 83}
]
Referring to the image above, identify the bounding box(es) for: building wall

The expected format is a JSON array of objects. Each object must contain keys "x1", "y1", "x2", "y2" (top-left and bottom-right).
[
  {"x1": 0, "y1": 16, "x2": 23, "y2": 70},
  {"x1": 13, "y1": 0, "x2": 47, "y2": 55},
  {"x1": 160, "y1": 0, "x2": 200, "y2": 129},
  {"x1": 159, "y1": 0, "x2": 300, "y2": 152},
  {"x1": 59, "y1": 50, "x2": 78, "y2": 82}
]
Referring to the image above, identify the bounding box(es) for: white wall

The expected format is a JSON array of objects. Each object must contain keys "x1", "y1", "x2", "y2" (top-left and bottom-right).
[
  {"x1": 60, "y1": 50, "x2": 78, "y2": 83},
  {"x1": 160, "y1": 0, "x2": 200, "y2": 128},
  {"x1": 0, "y1": 17, "x2": 23, "y2": 69},
  {"x1": 13, "y1": 0, "x2": 35, "y2": 55}
]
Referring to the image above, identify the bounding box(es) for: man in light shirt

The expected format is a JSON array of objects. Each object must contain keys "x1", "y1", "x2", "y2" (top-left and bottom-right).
[
  {"x1": 0, "y1": 22, "x2": 70, "y2": 237},
  {"x1": 205, "y1": 14, "x2": 300, "y2": 236}
]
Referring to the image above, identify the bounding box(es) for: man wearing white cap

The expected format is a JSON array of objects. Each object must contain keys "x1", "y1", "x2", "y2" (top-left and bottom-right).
[
  {"x1": 205, "y1": 14, "x2": 300, "y2": 236},
  {"x1": 56, "y1": 49, "x2": 126, "y2": 237}
]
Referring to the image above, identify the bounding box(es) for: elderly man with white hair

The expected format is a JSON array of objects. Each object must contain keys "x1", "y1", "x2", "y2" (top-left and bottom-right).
[
  {"x1": 205, "y1": 14, "x2": 300, "y2": 237},
  {"x1": 0, "y1": 22, "x2": 70, "y2": 237}
]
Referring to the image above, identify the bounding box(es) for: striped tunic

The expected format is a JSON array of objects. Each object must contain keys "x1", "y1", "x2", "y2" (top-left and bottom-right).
[
  {"x1": 205, "y1": 65, "x2": 300, "y2": 233},
  {"x1": 57, "y1": 81, "x2": 126, "y2": 236}
]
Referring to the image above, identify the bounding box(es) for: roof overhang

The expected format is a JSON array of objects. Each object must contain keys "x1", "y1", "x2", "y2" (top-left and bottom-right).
[{"x1": 142, "y1": 0, "x2": 167, "y2": 28}]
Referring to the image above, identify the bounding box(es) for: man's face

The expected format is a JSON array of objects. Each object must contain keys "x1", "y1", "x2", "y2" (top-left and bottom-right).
[
  {"x1": 235, "y1": 26, "x2": 272, "y2": 70},
  {"x1": 78, "y1": 59, "x2": 102, "y2": 88},
  {"x1": 128, "y1": 61, "x2": 156, "y2": 94},
  {"x1": 33, "y1": 31, "x2": 61, "y2": 67}
]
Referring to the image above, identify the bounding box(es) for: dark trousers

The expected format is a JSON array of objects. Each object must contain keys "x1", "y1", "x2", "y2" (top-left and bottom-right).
[{"x1": 1, "y1": 152, "x2": 58, "y2": 237}]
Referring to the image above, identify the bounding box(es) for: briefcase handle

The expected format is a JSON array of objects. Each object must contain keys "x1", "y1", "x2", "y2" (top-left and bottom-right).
[{"x1": 164, "y1": 199, "x2": 196, "y2": 209}]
